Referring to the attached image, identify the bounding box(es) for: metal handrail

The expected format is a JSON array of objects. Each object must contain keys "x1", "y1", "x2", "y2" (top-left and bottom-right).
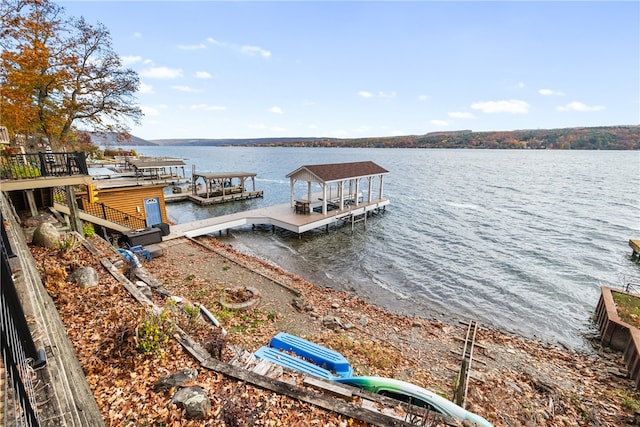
[
  {"x1": 54, "y1": 187, "x2": 147, "y2": 230},
  {"x1": 0, "y1": 151, "x2": 88, "y2": 179},
  {"x1": 82, "y1": 199, "x2": 147, "y2": 230}
]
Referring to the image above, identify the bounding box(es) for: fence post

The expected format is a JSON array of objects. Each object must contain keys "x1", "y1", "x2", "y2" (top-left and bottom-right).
[
  {"x1": 65, "y1": 185, "x2": 83, "y2": 233},
  {"x1": 75, "y1": 151, "x2": 88, "y2": 175}
]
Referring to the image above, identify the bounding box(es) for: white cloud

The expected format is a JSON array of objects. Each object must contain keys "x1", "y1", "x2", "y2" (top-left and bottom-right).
[
  {"x1": 122, "y1": 55, "x2": 143, "y2": 66},
  {"x1": 141, "y1": 104, "x2": 167, "y2": 116},
  {"x1": 429, "y1": 120, "x2": 449, "y2": 126},
  {"x1": 139, "y1": 67, "x2": 183, "y2": 79},
  {"x1": 556, "y1": 101, "x2": 605, "y2": 112},
  {"x1": 268, "y1": 106, "x2": 283, "y2": 114},
  {"x1": 448, "y1": 112, "x2": 475, "y2": 119},
  {"x1": 207, "y1": 37, "x2": 224, "y2": 46},
  {"x1": 358, "y1": 90, "x2": 395, "y2": 99},
  {"x1": 178, "y1": 43, "x2": 207, "y2": 50},
  {"x1": 270, "y1": 126, "x2": 286, "y2": 132},
  {"x1": 418, "y1": 95, "x2": 430, "y2": 102},
  {"x1": 188, "y1": 104, "x2": 226, "y2": 111},
  {"x1": 241, "y1": 45, "x2": 271, "y2": 58},
  {"x1": 139, "y1": 82, "x2": 154, "y2": 94},
  {"x1": 195, "y1": 71, "x2": 213, "y2": 79},
  {"x1": 378, "y1": 91, "x2": 396, "y2": 98},
  {"x1": 132, "y1": 32, "x2": 142, "y2": 38},
  {"x1": 471, "y1": 99, "x2": 530, "y2": 114},
  {"x1": 207, "y1": 37, "x2": 271, "y2": 59},
  {"x1": 172, "y1": 85, "x2": 201, "y2": 93},
  {"x1": 539, "y1": 89, "x2": 565, "y2": 96}
]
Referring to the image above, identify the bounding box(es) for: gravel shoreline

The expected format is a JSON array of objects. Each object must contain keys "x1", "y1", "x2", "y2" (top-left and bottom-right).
[
  {"x1": 32, "y1": 233, "x2": 639, "y2": 426},
  {"x1": 150, "y1": 236, "x2": 638, "y2": 426}
]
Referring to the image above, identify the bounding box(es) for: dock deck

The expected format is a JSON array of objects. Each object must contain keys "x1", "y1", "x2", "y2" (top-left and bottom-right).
[
  {"x1": 165, "y1": 190, "x2": 264, "y2": 205},
  {"x1": 166, "y1": 197, "x2": 390, "y2": 239},
  {"x1": 630, "y1": 239, "x2": 640, "y2": 259}
]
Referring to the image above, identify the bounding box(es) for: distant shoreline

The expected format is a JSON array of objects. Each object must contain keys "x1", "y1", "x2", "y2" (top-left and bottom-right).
[{"x1": 91, "y1": 124, "x2": 640, "y2": 150}]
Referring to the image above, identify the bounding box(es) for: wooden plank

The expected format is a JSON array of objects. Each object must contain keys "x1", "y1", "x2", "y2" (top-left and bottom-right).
[
  {"x1": 303, "y1": 376, "x2": 353, "y2": 398},
  {"x1": 630, "y1": 240, "x2": 640, "y2": 256},
  {"x1": 201, "y1": 357, "x2": 417, "y2": 427}
]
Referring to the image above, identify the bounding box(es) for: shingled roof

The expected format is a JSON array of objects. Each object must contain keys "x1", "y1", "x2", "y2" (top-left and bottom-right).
[{"x1": 286, "y1": 161, "x2": 388, "y2": 183}]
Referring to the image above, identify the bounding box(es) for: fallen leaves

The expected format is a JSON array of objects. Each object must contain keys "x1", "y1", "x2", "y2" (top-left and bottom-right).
[{"x1": 28, "y1": 234, "x2": 640, "y2": 426}]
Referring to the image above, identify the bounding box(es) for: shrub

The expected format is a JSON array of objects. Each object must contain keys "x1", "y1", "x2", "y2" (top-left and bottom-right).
[
  {"x1": 136, "y1": 310, "x2": 174, "y2": 356},
  {"x1": 83, "y1": 223, "x2": 96, "y2": 237}
]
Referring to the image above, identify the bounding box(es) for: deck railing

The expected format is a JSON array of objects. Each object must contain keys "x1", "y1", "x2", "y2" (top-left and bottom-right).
[
  {"x1": 53, "y1": 187, "x2": 147, "y2": 231},
  {"x1": 1, "y1": 212, "x2": 46, "y2": 427},
  {"x1": 1, "y1": 151, "x2": 88, "y2": 180}
]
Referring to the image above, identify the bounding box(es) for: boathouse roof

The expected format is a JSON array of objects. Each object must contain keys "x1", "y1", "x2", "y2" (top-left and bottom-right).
[
  {"x1": 194, "y1": 172, "x2": 257, "y2": 179},
  {"x1": 286, "y1": 161, "x2": 388, "y2": 183},
  {"x1": 128, "y1": 157, "x2": 186, "y2": 169}
]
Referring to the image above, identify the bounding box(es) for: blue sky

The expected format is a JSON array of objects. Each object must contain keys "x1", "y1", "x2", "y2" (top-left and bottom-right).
[{"x1": 58, "y1": 1, "x2": 639, "y2": 141}]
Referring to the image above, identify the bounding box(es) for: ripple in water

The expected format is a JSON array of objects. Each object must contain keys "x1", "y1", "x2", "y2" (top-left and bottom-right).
[{"x1": 132, "y1": 146, "x2": 640, "y2": 351}]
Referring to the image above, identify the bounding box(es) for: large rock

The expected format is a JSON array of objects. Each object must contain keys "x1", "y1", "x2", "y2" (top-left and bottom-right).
[
  {"x1": 171, "y1": 386, "x2": 210, "y2": 419},
  {"x1": 67, "y1": 267, "x2": 99, "y2": 288},
  {"x1": 23, "y1": 213, "x2": 57, "y2": 228},
  {"x1": 32, "y1": 223, "x2": 60, "y2": 248},
  {"x1": 154, "y1": 368, "x2": 198, "y2": 392}
]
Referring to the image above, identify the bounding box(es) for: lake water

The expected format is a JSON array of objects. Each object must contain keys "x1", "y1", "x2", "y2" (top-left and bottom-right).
[{"x1": 122, "y1": 146, "x2": 640, "y2": 350}]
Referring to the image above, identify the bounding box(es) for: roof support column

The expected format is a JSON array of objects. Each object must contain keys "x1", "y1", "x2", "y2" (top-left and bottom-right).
[
  {"x1": 289, "y1": 178, "x2": 295, "y2": 207},
  {"x1": 307, "y1": 181, "x2": 312, "y2": 204},
  {"x1": 322, "y1": 183, "x2": 327, "y2": 215},
  {"x1": 355, "y1": 178, "x2": 360, "y2": 206},
  {"x1": 379, "y1": 175, "x2": 384, "y2": 199}
]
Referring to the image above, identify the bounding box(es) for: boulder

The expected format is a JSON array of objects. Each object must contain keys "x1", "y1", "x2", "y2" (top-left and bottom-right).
[
  {"x1": 23, "y1": 213, "x2": 57, "y2": 228},
  {"x1": 322, "y1": 315, "x2": 344, "y2": 330},
  {"x1": 67, "y1": 267, "x2": 99, "y2": 288},
  {"x1": 32, "y1": 223, "x2": 60, "y2": 248},
  {"x1": 171, "y1": 386, "x2": 210, "y2": 419},
  {"x1": 154, "y1": 368, "x2": 198, "y2": 392}
]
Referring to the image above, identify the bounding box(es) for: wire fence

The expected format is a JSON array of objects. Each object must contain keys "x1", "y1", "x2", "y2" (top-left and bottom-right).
[{"x1": 1, "y1": 212, "x2": 46, "y2": 427}]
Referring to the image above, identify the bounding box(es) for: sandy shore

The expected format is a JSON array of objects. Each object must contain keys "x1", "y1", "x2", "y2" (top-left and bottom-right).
[{"x1": 146, "y1": 235, "x2": 636, "y2": 426}]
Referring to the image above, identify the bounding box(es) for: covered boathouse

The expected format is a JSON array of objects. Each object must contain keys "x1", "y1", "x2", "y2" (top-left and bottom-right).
[
  {"x1": 166, "y1": 160, "x2": 390, "y2": 238},
  {"x1": 286, "y1": 161, "x2": 388, "y2": 215}
]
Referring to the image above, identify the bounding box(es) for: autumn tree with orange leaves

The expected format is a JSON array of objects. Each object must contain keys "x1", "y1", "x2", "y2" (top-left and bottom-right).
[{"x1": 0, "y1": 0, "x2": 142, "y2": 149}]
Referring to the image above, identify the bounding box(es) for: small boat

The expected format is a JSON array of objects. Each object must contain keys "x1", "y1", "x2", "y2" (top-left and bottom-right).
[{"x1": 334, "y1": 376, "x2": 493, "y2": 427}]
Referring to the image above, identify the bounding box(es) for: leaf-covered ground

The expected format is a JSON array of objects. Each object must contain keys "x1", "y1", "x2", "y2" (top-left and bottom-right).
[{"x1": 31, "y1": 234, "x2": 640, "y2": 426}]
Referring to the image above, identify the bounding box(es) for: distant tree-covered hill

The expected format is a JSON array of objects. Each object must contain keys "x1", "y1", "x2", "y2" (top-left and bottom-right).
[
  {"x1": 92, "y1": 126, "x2": 639, "y2": 150},
  {"x1": 86, "y1": 132, "x2": 158, "y2": 146},
  {"x1": 249, "y1": 126, "x2": 639, "y2": 150}
]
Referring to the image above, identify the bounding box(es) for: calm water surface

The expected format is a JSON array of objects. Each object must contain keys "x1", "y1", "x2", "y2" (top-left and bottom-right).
[{"x1": 124, "y1": 146, "x2": 640, "y2": 350}]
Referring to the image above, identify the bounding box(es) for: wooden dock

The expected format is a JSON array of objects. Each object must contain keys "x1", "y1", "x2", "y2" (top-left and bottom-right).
[
  {"x1": 630, "y1": 239, "x2": 640, "y2": 260},
  {"x1": 165, "y1": 190, "x2": 264, "y2": 205},
  {"x1": 166, "y1": 197, "x2": 390, "y2": 239}
]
